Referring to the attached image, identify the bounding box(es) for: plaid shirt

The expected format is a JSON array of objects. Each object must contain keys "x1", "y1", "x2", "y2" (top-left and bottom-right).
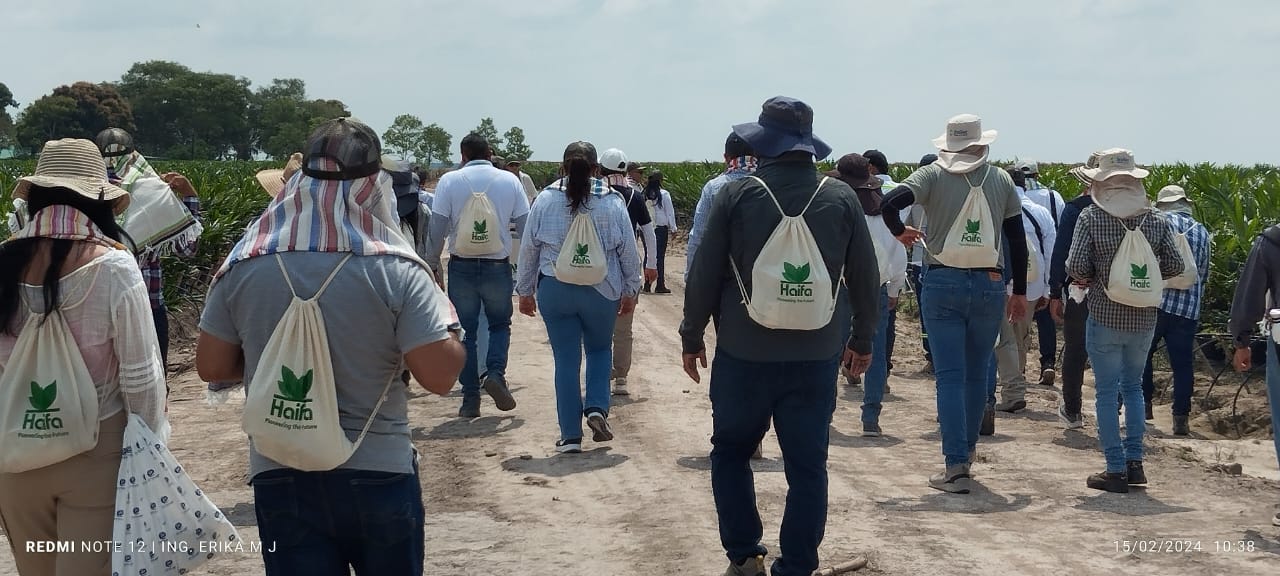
[
  {"x1": 139, "y1": 197, "x2": 201, "y2": 309},
  {"x1": 1159, "y1": 211, "x2": 1211, "y2": 320},
  {"x1": 1066, "y1": 205, "x2": 1184, "y2": 332}
]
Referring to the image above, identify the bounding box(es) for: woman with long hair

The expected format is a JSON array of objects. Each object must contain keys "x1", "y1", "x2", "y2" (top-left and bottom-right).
[
  {"x1": 516, "y1": 142, "x2": 642, "y2": 453},
  {"x1": 0, "y1": 139, "x2": 167, "y2": 576},
  {"x1": 644, "y1": 171, "x2": 677, "y2": 293}
]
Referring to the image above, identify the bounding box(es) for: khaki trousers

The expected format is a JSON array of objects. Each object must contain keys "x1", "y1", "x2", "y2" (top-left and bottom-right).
[
  {"x1": 612, "y1": 292, "x2": 637, "y2": 379},
  {"x1": 0, "y1": 411, "x2": 126, "y2": 576},
  {"x1": 995, "y1": 301, "x2": 1037, "y2": 403}
]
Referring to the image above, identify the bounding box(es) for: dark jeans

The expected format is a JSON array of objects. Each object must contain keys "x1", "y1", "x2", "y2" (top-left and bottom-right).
[
  {"x1": 152, "y1": 303, "x2": 169, "y2": 372},
  {"x1": 1034, "y1": 307, "x2": 1057, "y2": 372},
  {"x1": 709, "y1": 349, "x2": 838, "y2": 576},
  {"x1": 906, "y1": 264, "x2": 931, "y2": 362},
  {"x1": 655, "y1": 225, "x2": 670, "y2": 289},
  {"x1": 885, "y1": 306, "x2": 898, "y2": 372},
  {"x1": 447, "y1": 258, "x2": 514, "y2": 398},
  {"x1": 1141, "y1": 310, "x2": 1199, "y2": 416},
  {"x1": 252, "y1": 459, "x2": 425, "y2": 576},
  {"x1": 1061, "y1": 297, "x2": 1090, "y2": 416}
]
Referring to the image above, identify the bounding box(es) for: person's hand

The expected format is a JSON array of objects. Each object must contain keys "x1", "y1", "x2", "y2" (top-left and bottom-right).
[
  {"x1": 683, "y1": 350, "x2": 707, "y2": 382},
  {"x1": 894, "y1": 226, "x2": 925, "y2": 248},
  {"x1": 644, "y1": 268, "x2": 658, "y2": 284},
  {"x1": 519, "y1": 295, "x2": 537, "y2": 317},
  {"x1": 1049, "y1": 298, "x2": 1065, "y2": 323},
  {"x1": 619, "y1": 295, "x2": 637, "y2": 316},
  {"x1": 1006, "y1": 296, "x2": 1027, "y2": 324},
  {"x1": 1233, "y1": 346, "x2": 1252, "y2": 372},
  {"x1": 1035, "y1": 297, "x2": 1049, "y2": 311},
  {"x1": 161, "y1": 172, "x2": 198, "y2": 198},
  {"x1": 841, "y1": 348, "x2": 872, "y2": 376}
]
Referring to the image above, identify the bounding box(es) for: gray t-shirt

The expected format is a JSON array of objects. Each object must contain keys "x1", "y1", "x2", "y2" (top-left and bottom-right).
[
  {"x1": 901, "y1": 163, "x2": 1021, "y2": 268},
  {"x1": 199, "y1": 252, "x2": 453, "y2": 478}
]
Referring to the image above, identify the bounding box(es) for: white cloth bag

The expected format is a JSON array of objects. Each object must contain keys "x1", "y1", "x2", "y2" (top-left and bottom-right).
[
  {"x1": 1104, "y1": 215, "x2": 1164, "y2": 308},
  {"x1": 241, "y1": 254, "x2": 394, "y2": 471},
  {"x1": 1164, "y1": 228, "x2": 1199, "y2": 290},
  {"x1": 554, "y1": 211, "x2": 608, "y2": 286},
  {"x1": 453, "y1": 176, "x2": 503, "y2": 257},
  {"x1": 933, "y1": 167, "x2": 998, "y2": 269},
  {"x1": 731, "y1": 176, "x2": 840, "y2": 330},
  {"x1": 0, "y1": 310, "x2": 99, "y2": 473},
  {"x1": 113, "y1": 413, "x2": 240, "y2": 576}
]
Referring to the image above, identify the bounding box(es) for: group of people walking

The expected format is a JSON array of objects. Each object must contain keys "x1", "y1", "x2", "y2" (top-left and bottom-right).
[{"x1": 0, "y1": 96, "x2": 1276, "y2": 576}]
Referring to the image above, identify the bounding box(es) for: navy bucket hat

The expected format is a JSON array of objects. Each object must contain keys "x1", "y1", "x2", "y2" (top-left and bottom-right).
[{"x1": 732, "y1": 96, "x2": 832, "y2": 160}]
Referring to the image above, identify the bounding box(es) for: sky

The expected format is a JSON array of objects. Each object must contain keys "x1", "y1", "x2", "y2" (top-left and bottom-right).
[{"x1": 5, "y1": 0, "x2": 1279, "y2": 165}]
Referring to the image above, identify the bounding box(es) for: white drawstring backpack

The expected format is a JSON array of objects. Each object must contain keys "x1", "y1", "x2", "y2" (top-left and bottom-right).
[
  {"x1": 241, "y1": 254, "x2": 395, "y2": 471},
  {"x1": 1104, "y1": 214, "x2": 1164, "y2": 308},
  {"x1": 1164, "y1": 228, "x2": 1199, "y2": 290},
  {"x1": 0, "y1": 306, "x2": 99, "y2": 473},
  {"x1": 933, "y1": 167, "x2": 999, "y2": 269},
  {"x1": 454, "y1": 175, "x2": 504, "y2": 257},
  {"x1": 731, "y1": 176, "x2": 842, "y2": 330},
  {"x1": 554, "y1": 203, "x2": 608, "y2": 286}
]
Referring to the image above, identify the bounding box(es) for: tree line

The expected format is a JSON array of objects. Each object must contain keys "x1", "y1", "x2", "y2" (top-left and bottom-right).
[{"x1": 0, "y1": 62, "x2": 532, "y2": 165}]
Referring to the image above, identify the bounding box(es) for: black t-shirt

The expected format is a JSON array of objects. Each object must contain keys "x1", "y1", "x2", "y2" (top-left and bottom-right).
[{"x1": 613, "y1": 185, "x2": 653, "y2": 231}]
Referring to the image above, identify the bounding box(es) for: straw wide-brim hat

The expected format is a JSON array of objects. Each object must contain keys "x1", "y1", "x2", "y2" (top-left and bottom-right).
[
  {"x1": 931, "y1": 114, "x2": 998, "y2": 152},
  {"x1": 255, "y1": 152, "x2": 304, "y2": 197},
  {"x1": 13, "y1": 138, "x2": 130, "y2": 215},
  {"x1": 1081, "y1": 148, "x2": 1149, "y2": 181}
]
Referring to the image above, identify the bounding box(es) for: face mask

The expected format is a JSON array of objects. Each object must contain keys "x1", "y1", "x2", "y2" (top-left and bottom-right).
[
  {"x1": 1093, "y1": 177, "x2": 1149, "y2": 219},
  {"x1": 935, "y1": 145, "x2": 989, "y2": 174}
]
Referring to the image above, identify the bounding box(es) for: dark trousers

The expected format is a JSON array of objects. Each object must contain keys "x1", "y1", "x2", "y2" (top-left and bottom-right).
[
  {"x1": 885, "y1": 306, "x2": 898, "y2": 371},
  {"x1": 1061, "y1": 297, "x2": 1090, "y2": 415},
  {"x1": 1034, "y1": 308, "x2": 1057, "y2": 372},
  {"x1": 1142, "y1": 310, "x2": 1199, "y2": 416},
  {"x1": 252, "y1": 459, "x2": 425, "y2": 576},
  {"x1": 152, "y1": 304, "x2": 169, "y2": 372},
  {"x1": 709, "y1": 349, "x2": 838, "y2": 576},
  {"x1": 906, "y1": 264, "x2": 931, "y2": 362},
  {"x1": 655, "y1": 225, "x2": 670, "y2": 290}
]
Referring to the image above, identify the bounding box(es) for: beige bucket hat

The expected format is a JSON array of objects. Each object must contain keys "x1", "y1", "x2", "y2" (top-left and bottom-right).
[
  {"x1": 255, "y1": 152, "x2": 304, "y2": 197},
  {"x1": 1081, "y1": 148, "x2": 1149, "y2": 181},
  {"x1": 12, "y1": 138, "x2": 131, "y2": 214},
  {"x1": 931, "y1": 114, "x2": 998, "y2": 152}
]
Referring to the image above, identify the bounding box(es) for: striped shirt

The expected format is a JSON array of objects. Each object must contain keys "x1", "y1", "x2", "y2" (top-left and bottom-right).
[
  {"x1": 140, "y1": 196, "x2": 201, "y2": 309},
  {"x1": 1066, "y1": 205, "x2": 1185, "y2": 332},
  {"x1": 1158, "y1": 211, "x2": 1211, "y2": 320}
]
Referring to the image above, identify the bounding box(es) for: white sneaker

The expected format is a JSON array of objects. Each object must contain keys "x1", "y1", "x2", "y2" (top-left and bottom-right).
[{"x1": 612, "y1": 377, "x2": 629, "y2": 396}]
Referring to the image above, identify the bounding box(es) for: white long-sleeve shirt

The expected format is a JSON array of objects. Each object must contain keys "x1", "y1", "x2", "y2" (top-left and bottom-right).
[
  {"x1": 1016, "y1": 188, "x2": 1057, "y2": 301},
  {"x1": 866, "y1": 213, "x2": 908, "y2": 297},
  {"x1": 651, "y1": 189, "x2": 677, "y2": 230}
]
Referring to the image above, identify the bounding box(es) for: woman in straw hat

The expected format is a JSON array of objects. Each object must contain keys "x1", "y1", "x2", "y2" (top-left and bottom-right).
[{"x1": 0, "y1": 139, "x2": 168, "y2": 576}]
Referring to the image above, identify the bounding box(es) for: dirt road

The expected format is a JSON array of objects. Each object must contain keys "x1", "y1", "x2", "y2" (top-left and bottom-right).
[{"x1": 3, "y1": 254, "x2": 1278, "y2": 575}]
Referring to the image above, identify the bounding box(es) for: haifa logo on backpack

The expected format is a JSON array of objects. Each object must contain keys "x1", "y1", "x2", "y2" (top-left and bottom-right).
[
  {"x1": 471, "y1": 220, "x2": 489, "y2": 243},
  {"x1": 960, "y1": 219, "x2": 982, "y2": 245},
  {"x1": 780, "y1": 262, "x2": 814, "y2": 302},
  {"x1": 1130, "y1": 263, "x2": 1151, "y2": 290},
  {"x1": 571, "y1": 243, "x2": 591, "y2": 267},
  {"x1": 21, "y1": 381, "x2": 66, "y2": 436},
  {"x1": 268, "y1": 366, "x2": 316, "y2": 429}
]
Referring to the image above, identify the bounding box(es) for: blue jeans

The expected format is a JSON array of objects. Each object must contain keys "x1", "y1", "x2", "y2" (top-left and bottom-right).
[
  {"x1": 252, "y1": 459, "x2": 424, "y2": 576},
  {"x1": 476, "y1": 305, "x2": 489, "y2": 379},
  {"x1": 1267, "y1": 339, "x2": 1280, "y2": 469},
  {"x1": 1034, "y1": 308, "x2": 1057, "y2": 371},
  {"x1": 448, "y1": 259, "x2": 513, "y2": 397},
  {"x1": 920, "y1": 267, "x2": 1006, "y2": 467},
  {"x1": 536, "y1": 276, "x2": 618, "y2": 441},
  {"x1": 709, "y1": 349, "x2": 838, "y2": 576},
  {"x1": 862, "y1": 287, "x2": 891, "y2": 425},
  {"x1": 1141, "y1": 310, "x2": 1198, "y2": 415},
  {"x1": 1086, "y1": 319, "x2": 1154, "y2": 473},
  {"x1": 906, "y1": 264, "x2": 931, "y2": 362}
]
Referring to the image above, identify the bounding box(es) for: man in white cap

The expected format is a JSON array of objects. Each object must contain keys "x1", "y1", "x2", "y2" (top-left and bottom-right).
[
  {"x1": 1142, "y1": 185, "x2": 1210, "y2": 435},
  {"x1": 598, "y1": 147, "x2": 658, "y2": 396},
  {"x1": 1066, "y1": 148, "x2": 1184, "y2": 493},
  {"x1": 1017, "y1": 159, "x2": 1066, "y2": 388},
  {"x1": 881, "y1": 114, "x2": 1029, "y2": 494}
]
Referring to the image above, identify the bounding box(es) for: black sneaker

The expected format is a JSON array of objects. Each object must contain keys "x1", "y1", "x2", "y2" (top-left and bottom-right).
[
  {"x1": 655, "y1": 286, "x2": 672, "y2": 294},
  {"x1": 1087, "y1": 471, "x2": 1129, "y2": 493},
  {"x1": 979, "y1": 406, "x2": 995, "y2": 436},
  {"x1": 458, "y1": 396, "x2": 481, "y2": 418},
  {"x1": 555, "y1": 438, "x2": 583, "y2": 454},
  {"x1": 483, "y1": 374, "x2": 517, "y2": 412},
  {"x1": 1144, "y1": 402, "x2": 1154, "y2": 421},
  {"x1": 1172, "y1": 414, "x2": 1189, "y2": 436},
  {"x1": 995, "y1": 399, "x2": 1027, "y2": 413},
  {"x1": 862, "y1": 421, "x2": 882, "y2": 437},
  {"x1": 586, "y1": 411, "x2": 613, "y2": 442},
  {"x1": 1126, "y1": 461, "x2": 1148, "y2": 487}
]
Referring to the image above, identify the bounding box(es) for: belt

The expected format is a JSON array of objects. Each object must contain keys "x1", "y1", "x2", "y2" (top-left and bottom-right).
[
  {"x1": 925, "y1": 264, "x2": 1002, "y2": 275},
  {"x1": 450, "y1": 255, "x2": 509, "y2": 263}
]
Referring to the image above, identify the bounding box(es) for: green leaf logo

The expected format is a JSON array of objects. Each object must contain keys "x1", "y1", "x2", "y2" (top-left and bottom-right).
[
  {"x1": 27, "y1": 381, "x2": 57, "y2": 412},
  {"x1": 1131, "y1": 263, "x2": 1149, "y2": 280},
  {"x1": 473, "y1": 220, "x2": 487, "y2": 234},
  {"x1": 965, "y1": 219, "x2": 980, "y2": 234},
  {"x1": 276, "y1": 366, "x2": 313, "y2": 402},
  {"x1": 782, "y1": 262, "x2": 811, "y2": 284},
  {"x1": 575, "y1": 243, "x2": 589, "y2": 257}
]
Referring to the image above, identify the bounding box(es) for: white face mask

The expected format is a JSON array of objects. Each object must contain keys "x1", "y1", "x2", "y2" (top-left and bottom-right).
[
  {"x1": 1094, "y1": 176, "x2": 1149, "y2": 219},
  {"x1": 935, "y1": 145, "x2": 990, "y2": 174}
]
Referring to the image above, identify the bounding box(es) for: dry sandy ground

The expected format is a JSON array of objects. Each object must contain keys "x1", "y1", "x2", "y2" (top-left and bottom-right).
[{"x1": 3, "y1": 253, "x2": 1279, "y2": 576}]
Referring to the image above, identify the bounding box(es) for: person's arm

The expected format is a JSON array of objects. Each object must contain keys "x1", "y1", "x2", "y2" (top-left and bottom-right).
[
  {"x1": 516, "y1": 196, "x2": 543, "y2": 297},
  {"x1": 844, "y1": 203, "x2": 879, "y2": 354},
  {"x1": 615, "y1": 201, "x2": 643, "y2": 297},
  {"x1": 1003, "y1": 215, "x2": 1028, "y2": 296},
  {"x1": 1065, "y1": 208, "x2": 1094, "y2": 283},
  {"x1": 663, "y1": 190, "x2": 677, "y2": 232},
  {"x1": 1195, "y1": 224, "x2": 1212, "y2": 285},
  {"x1": 1041, "y1": 211, "x2": 1057, "y2": 285},
  {"x1": 679, "y1": 182, "x2": 736, "y2": 355},
  {"x1": 880, "y1": 186, "x2": 915, "y2": 235},
  {"x1": 425, "y1": 213, "x2": 451, "y2": 273},
  {"x1": 113, "y1": 266, "x2": 168, "y2": 433},
  {"x1": 196, "y1": 275, "x2": 245, "y2": 383},
  {"x1": 397, "y1": 265, "x2": 465, "y2": 395},
  {"x1": 639, "y1": 222, "x2": 658, "y2": 269},
  {"x1": 1228, "y1": 236, "x2": 1271, "y2": 348},
  {"x1": 686, "y1": 180, "x2": 716, "y2": 277},
  {"x1": 511, "y1": 213, "x2": 528, "y2": 248},
  {"x1": 1049, "y1": 204, "x2": 1082, "y2": 298}
]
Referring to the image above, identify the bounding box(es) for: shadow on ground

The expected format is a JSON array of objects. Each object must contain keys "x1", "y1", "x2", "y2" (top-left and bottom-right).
[
  {"x1": 876, "y1": 482, "x2": 1034, "y2": 514},
  {"x1": 1073, "y1": 492, "x2": 1196, "y2": 516},
  {"x1": 415, "y1": 416, "x2": 524, "y2": 440},
  {"x1": 676, "y1": 455, "x2": 786, "y2": 473},
  {"x1": 502, "y1": 448, "x2": 628, "y2": 477},
  {"x1": 225, "y1": 502, "x2": 257, "y2": 527}
]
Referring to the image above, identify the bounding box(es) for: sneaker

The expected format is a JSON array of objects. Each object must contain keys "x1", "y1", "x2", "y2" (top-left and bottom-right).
[
  {"x1": 555, "y1": 438, "x2": 583, "y2": 454},
  {"x1": 995, "y1": 399, "x2": 1027, "y2": 413},
  {"x1": 586, "y1": 411, "x2": 614, "y2": 442},
  {"x1": 483, "y1": 374, "x2": 517, "y2": 412},
  {"x1": 1272, "y1": 509, "x2": 1280, "y2": 527},
  {"x1": 928, "y1": 464, "x2": 972, "y2": 494},
  {"x1": 1172, "y1": 414, "x2": 1189, "y2": 436},
  {"x1": 612, "y1": 377, "x2": 630, "y2": 396},
  {"x1": 862, "y1": 421, "x2": 882, "y2": 437},
  {"x1": 1126, "y1": 461, "x2": 1148, "y2": 487},
  {"x1": 1038, "y1": 368, "x2": 1056, "y2": 387},
  {"x1": 1058, "y1": 401, "x2": 1083, "y2": 430},
  {"x1": 979, "y1": 406, "x2": 995, "y2": 436},
  {"x1": 655, "y1": 286, "x2": 672, "y2": 294},
  {"x1": 1144, "y1": 402, "x2": 1154, "y2": 421},
  {"x1": 751, "y1": 443, "x2": 764, "y2": 460},
  {"x1": 458, "y1": 396, "x2": 481, "y2": 418},
  {"x1": 1087, "y1": 471, "x2": 1129, "y2": 493},
  {"x1": 849, "y1": 374, "x2": 862, "y2": 386},
  {"x1": 724, "y1": 555, "x2": 766, "y2": 576},
  {"x1": 643, "y1": 283, "x2": 652, "y2": 293}
]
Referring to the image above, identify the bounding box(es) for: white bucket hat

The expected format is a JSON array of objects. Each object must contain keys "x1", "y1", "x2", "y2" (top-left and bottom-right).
[
  {"x1": 12, "y1": 138, "x2": 131, "y2": 214},
  {"x1": 1156, "y1": 185, "x2": 1189, "y2": 204},
  {"x1": 931, "y1": 114, "x2": 998, "y2": 152},
  {"x1": 1081, "y1": 148, "x2": 1149, "y2": 181}
]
